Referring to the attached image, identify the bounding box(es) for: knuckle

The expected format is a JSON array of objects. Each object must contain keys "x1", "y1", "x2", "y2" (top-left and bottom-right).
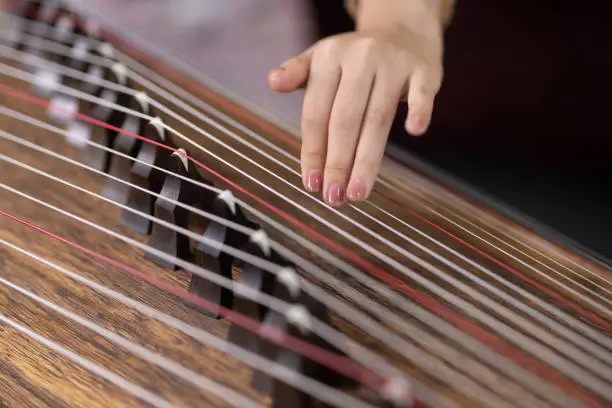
[
  {"x1": 353, "y1": 156, "x2": 381, "y2": 175},
  {"x1": 315, "y1": 37, "x2": 341, "y2": 60},
  {"x1": 331, "y1": 114, "x2": 357, "y2": 134},
  {"x1": 301, "y1": 148, "x2": 325, "y2": 166},
  {"x1": 354, "y1": 37, "x2": 384, "y2": 58},
  {"x1": 366, "y1": 106, "x2": 392, "y2": 128},
  {"x1": 324, "y1": 162, "x2": 352, "y2": 181},
  {"x1": 420, "y1": 81, "x2": 440, "y2": 98},
  {"x1": 325, "y1": 162, "x2": 352, "y2": 173},
  {"x1": 324, "y1": 151, "x2": 354, "y2": 178},
  {"x1": 302, "y1": 147, "x2": 325, "y2": 160},
  {"x1": 301, "y1": 114, "x2": 324, "y2": 133},
  {"x1": 397, "y1": 51, "x2": 418, "y2": 71}
]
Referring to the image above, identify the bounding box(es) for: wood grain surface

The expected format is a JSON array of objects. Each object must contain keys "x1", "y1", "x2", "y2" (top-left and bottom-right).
[{"x1": 1, "y1": 25, "x2": 611, "y2": 408}]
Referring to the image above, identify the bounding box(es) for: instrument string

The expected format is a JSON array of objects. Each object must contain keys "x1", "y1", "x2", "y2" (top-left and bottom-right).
[
  {"x1": 2, "y1": 101, "x2": 608, "y2": 408},
  {"x1": 0, "y1": 202, "x2": 408, "y2": 391},
  {"x1": 0, "y1": 277, "x2": 265, "y2": 408},
  {"x1": 421, "y1": 203, "x2": 612, "y2": 295},
  {"x1": 7, "y1": 11, "x2": 611, "y2": 304},
  {"x1": 80, "y1": 31, "x2": 612, "y2": 291},
  {"x1": 355, "y1": 197, "x2": 612, "y2": 351},
  {"x1": 1, "y1": 49, "x2": 610, "y2": 342},
  {"x1": 0, "y1": 85, "x2": 612, "y2": 395},
  {"x1": 5, "y1": 23, "x2": 612, "y2": 348},
  {"x1": 0, "y1": 314, "x2": 178, "y2": 408},
  {"x1": 0, "y1": 240, "x2": 387, "y2": 408},
  {"x1": 68, "y1": 17, "x2": 612, "y2": 290},
  {"x1": 5, "y1": 148, "x2": 475, "y2": 388},
  {"x1": 0, "y1": 125, "x2": 583, "y2": 408},
  {"x1": 5, "y1": 22, "x2": 610, "y2": 316},
  {"x1": 4, "y1": 144, "x2": 612, "y2": 387},
  {"x1": 380, "y1": 189, "x2": 612, "y2": 305},
  {"x1": 1, "y1": 189, "x2": 536, "y2": 408},
  {"x1": 3, "y1": 53, "x2": 612, "y2": 404},
  {"x1": 1, "y1": 9, "x2": 608, "y2": 404}
]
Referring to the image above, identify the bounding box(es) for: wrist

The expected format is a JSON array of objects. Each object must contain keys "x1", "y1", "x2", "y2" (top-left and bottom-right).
[{"x1": 349, "y1": 0, "x2": 454, "y2": 34}]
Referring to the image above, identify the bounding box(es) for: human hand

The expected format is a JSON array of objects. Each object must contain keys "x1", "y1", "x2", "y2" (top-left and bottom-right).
[{"x1": 269, "y1": 2, "x2": 445, "y2": 206}]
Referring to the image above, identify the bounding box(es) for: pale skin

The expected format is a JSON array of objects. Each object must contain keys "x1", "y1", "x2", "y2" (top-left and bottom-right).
[{"x1": 269, "y1": 0, "x2": 448, "y2": 206}]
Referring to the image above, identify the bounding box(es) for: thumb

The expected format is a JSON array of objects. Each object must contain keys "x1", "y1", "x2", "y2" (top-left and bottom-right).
[{"x1": 268, "y1": 47, "x2": 314, "y2": 93}]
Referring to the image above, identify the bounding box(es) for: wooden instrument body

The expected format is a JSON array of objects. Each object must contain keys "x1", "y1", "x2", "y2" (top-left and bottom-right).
[{"x1": 1, "y1": 3, "x2": 611, "y2": 407}]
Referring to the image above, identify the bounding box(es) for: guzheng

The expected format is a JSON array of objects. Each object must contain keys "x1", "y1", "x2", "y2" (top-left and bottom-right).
[{"x1": 1, "y1": 1, "x2": 611, "y2": 407}]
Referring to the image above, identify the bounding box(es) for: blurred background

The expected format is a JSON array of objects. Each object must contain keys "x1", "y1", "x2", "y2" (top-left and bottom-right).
[{"x1": 85, "y1": 0, "x2": 313, "y2": 131}]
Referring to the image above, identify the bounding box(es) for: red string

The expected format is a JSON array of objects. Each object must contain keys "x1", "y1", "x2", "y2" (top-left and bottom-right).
[
  {"x1": 0, "y1": 210, "x2": 398, "y2": 396},
  {"x1": 0, "y1": 83, "x2": 606, "y2": 407},
  {"x1": 379, "y1": 192, "x2": 611, "y2": 331},
  {"x1": 19, "y1": 1, "x2": 608, "y2": 328},
  {"x1": 274, "y1": 102, "x2": 610, "y2": 331},
  {"x1": 194, "y1": 73, "x2": 611, "y2": 331}
]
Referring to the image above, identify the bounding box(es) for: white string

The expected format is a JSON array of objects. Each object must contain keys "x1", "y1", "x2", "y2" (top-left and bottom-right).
[
  {"x1": 424, "y1": 202, "x2": 612, "y2": 298},
  {"x1": 359, "y1": 196, "x2": 612, "y2": 352},
  {"x1": 0, "y1": 277, "x2": 264, "y2": 408},
  {"x1": 4, "y1": 34, "x2": 610, "y2": 323},
  {"x1": 7, "y1": 12, "x2": 611, "y2": 299},
  {"x1": 3, "y1": 86, "x2": 612, "y2": 376},
  {"x1": 2, "y1": 12, "x2": 608, "y2": 404},
  {"x1": 454, "y1": 211, "x2": 612, "y2": 288},
  {"x1": 0, "y1": 240, "x2": 379, "y2": 408},
  {"x1": 0, "y1": 314, "x2": 178, "y2": 408},
  {"x1": 2, "y1": 39, "x2": 608, "y2": 386},
  {"x1": 0, "y1": 163, "x2": 416, "y2": 388},
  {"x1": 0, "y1": 113, "x2": 589, "y2": 407},
  {"x1": 3, "y1": 52, "x2": 611, "y2": 377},
  {"x1": 3, "y1": 88, "x2": 610, "y2": 400},
  {"x1": 0, "y1": 120, "x2": 454, "y2": 386},
  {"x1": 2, "y1": 177, "x2": 535, "y2": 408},
  {"x1": 3, "y1": 32, "x2": 610, "y2": 323},
  {"x1": 383, "y1": 181, "x2": 612, "y2": 291},
  {"x1": 90, "y1": 17, "x2": 612, "y2": 292},
  {"x1": 4, "y1": 11, "x2": 612, "y2": 398}
]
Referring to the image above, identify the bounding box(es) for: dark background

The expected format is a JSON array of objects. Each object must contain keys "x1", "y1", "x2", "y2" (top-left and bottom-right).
[{"x1": 309, "y1": 0, "x2": 612, "y2": 260}]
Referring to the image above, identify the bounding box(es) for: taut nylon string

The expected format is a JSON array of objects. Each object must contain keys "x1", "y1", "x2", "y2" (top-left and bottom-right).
[
  {"x1": 4, "y1": 15, "x2": 610, "y2": 316},
  {"x1": 1, "y1": 3, "x2": 610, "y2": 408},
  {"x1": 0, "y1": 122, "x2": 583, "y2": 407}
]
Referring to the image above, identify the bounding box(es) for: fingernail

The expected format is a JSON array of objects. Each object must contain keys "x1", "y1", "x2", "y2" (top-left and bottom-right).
[
  {"x1": 270, "y1": 68, "x2": 283, "y2": 80},
  {"x1": 325, "y1": 183, "x2": 345, "y2": 206},
  {"x1": 304, "y1": 170, "x2": 322, "y2": 192},
  {"x1": 347, "y1": 178, "x2": 367, "y2": 202},
  {"x1": 408, "y1": 114, "x2": 428, "y2": 136}
]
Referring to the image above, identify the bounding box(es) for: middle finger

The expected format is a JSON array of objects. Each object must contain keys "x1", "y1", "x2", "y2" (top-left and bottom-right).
[{"x1": 323, "y1": 69, "x2": 374, "y2": 206}]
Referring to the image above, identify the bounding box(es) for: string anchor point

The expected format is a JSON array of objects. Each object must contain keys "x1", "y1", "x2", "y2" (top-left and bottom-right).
[
  {"x1": 98, "y1": 42, "x2": 115, "y2": 58},
  {"x1": 278, "y1": 267, "x2": 300, "y2": 297},
  {"x1": 382, "y1": 376, "x2": 413, "y2": 407},
  {"x1": 110, "y1": 62, "x2": 128, "y2": 84},
  {"x1": 148, "y1": 116, "x2": 166, "y2": 140},
  {"x1": 217, "y1": 190, "x2": 237, "y2": 215},
  {"x1": 134, "y1": 91, "x2": 149, "y2": 109},
  {"x1": 250, "y1": 229, "x2": 271, "y2": 257},
  {"x1": 171, "y1": 148, "x2": 189, "y2": 170},
  {"x1": 286, "y1": 304, "x2": 312, "y2": 334}
]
